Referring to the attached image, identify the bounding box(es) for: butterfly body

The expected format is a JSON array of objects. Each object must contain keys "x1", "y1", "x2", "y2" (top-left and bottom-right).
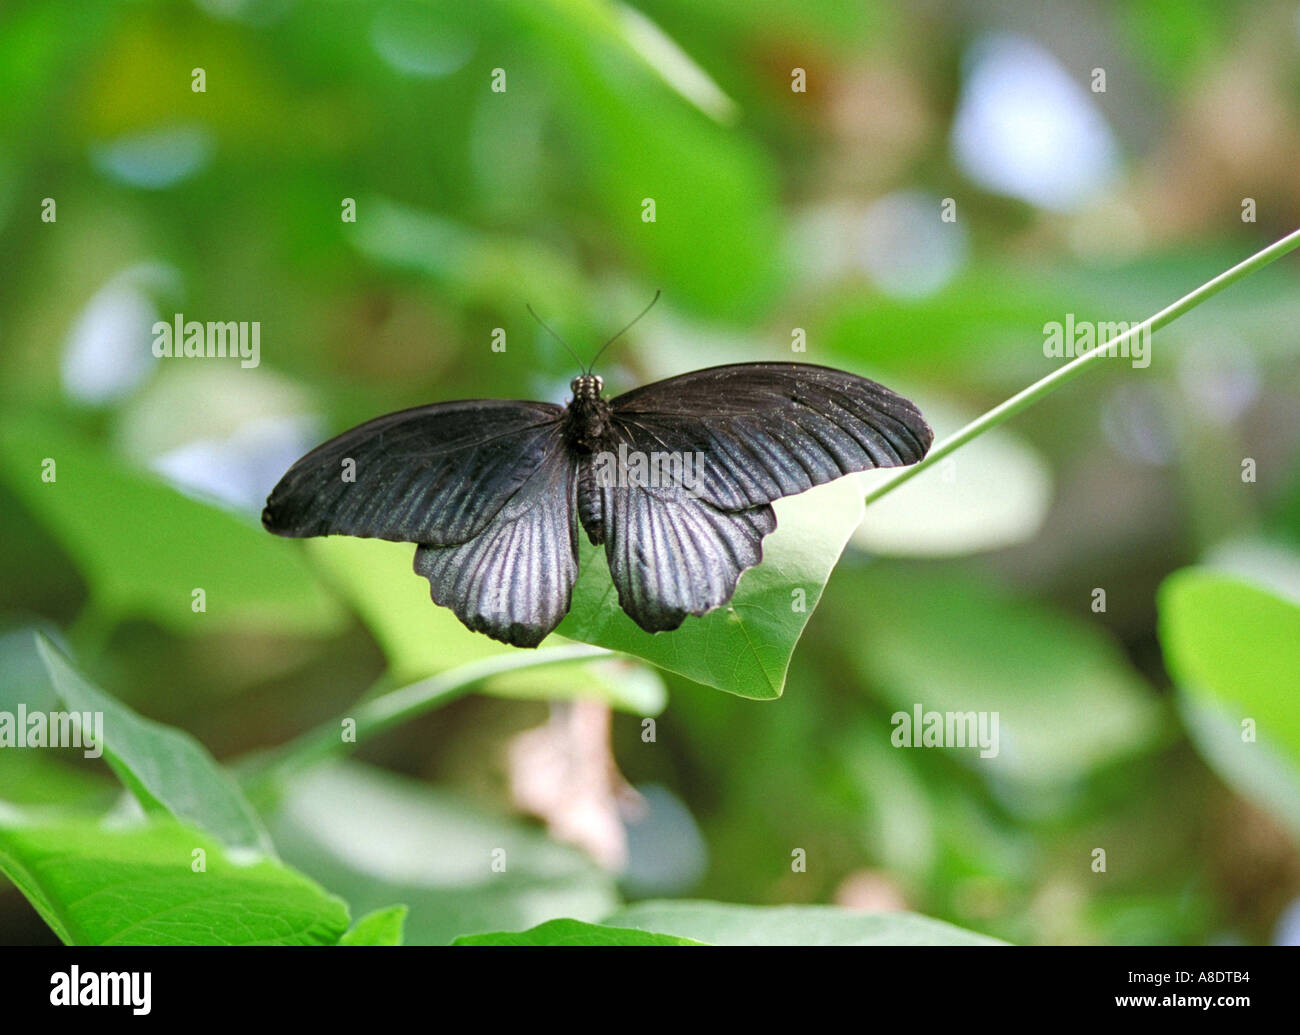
[{"x1": 263, "y1": 362, "x2": 932, "y2": 648}]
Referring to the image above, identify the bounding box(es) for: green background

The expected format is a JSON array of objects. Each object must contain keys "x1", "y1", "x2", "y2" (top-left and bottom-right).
[{"x1": 0, "y1": 0, "x2": 1298, "y2": 946}]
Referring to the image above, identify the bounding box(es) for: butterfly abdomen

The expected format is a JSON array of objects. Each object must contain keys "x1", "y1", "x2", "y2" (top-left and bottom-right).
[{"x1": 576, "y1": 459, "x2": 605, "y2": 545}]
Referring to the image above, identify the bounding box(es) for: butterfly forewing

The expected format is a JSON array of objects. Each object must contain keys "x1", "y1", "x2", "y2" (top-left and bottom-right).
[
  {"x1": 262, "y1": 400, "x2": 563, "y2": 545},
  {"x1": 607, "y1": 363, "x2": 932, "y2": 513}
]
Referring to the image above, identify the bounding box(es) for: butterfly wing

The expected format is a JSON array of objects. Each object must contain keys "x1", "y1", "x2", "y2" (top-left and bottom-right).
[
  {"x1": 597, "y1": 362, "x2": 931, "y2": 632},
  {"x1": 414, "y1": 433, "x2": 579, "y2": 647},
  {"x1": 599, "y1": 448, "x2": 776, "y2": 632},
  {"x1": 262, "y1": 400, "x2": 564, "y2": 546},
  {"x1": 607, "y1": 362, "x2": 932, "y2": 512}
]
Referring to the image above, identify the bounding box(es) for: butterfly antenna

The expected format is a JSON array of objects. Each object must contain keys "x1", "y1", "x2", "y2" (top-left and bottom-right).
[
  {"x1": 585, "y1": 290, "x2": 661, "y2": 373},
  {"x1": 526, "y1": 303, "x2": 587, "y2": 373}
]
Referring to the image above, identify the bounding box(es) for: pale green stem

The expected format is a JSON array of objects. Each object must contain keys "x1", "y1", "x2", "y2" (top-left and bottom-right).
[{"x1": 865, "y1": 227, "x2": 1300, "y2": 507}]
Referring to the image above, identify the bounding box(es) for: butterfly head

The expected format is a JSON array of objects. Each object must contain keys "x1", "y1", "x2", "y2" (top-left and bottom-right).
[{"x1": 569, "y1": 374, "x2": 604, "y2": 401}]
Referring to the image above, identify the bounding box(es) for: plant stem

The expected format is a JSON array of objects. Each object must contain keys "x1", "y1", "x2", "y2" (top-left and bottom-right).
[
  {"x1": 864, "y1": 227, "x2": 1300, "y2": 507},
  {"x1": 247, "y1": 643, "x2": 611, "y2": 787}
]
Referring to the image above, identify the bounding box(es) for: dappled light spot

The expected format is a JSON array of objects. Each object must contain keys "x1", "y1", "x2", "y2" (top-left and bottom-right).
[
  {"x1": 91, "y1": 125, "x2": 214, "y2": 189},
  {"x1": 61, "y1": 263, "x2": 181, "y2": 405},
  {"x1": 150, "y1": 414, "x2": 322, "y2": 515},
  {"x1": 1100, "y1": 382, "x2": 1178, "y2": 466},
  {"x1": 856, "y1": 190, "x2": 969, "y2": 299},
  {"x1": 370, "y1": 2, "x2": 476, "y2": 79},
  {"x1": 951, "y1": 33, "x2": 1120, "y2": 211}
]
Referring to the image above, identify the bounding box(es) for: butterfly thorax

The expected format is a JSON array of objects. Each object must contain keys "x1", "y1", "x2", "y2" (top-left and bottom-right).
[{"x1": 562, "y1": 375, "x2": 612, "y2": 454}]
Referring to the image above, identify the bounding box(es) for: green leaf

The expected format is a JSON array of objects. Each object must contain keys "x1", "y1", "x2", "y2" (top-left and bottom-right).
[
  {"x1": 339, "y1": 905, "x2": 408, "y2": 946},
  {"x1": 0, "y1": 413, "x2": 343, "y2": 636},
  {"x1": 36, "y1": 635, "x2": 272, "y2": 854},
  {"x1": 558, "y1": 477, "x2": 866, "y2": 698},
  {"x1": 0, "y1": 814, "x2": 349, "y2": 946},
  {"x1": 1158, "y1": 569, "x2": 1300, "y2": 838},
  {"x1": 824, "y1": 565, "x2": 1164, "y2": 788},
  {"x1": 603, "y1": 901, "x2": 1004, "y2": 945},
  {"x1": 267, "y1": 761, "x2": 618, "y2": 946},
  {"x1": 454, "y1": 918, "x2": 703, "y2": 946},
  {"x1": 503, "y1": 0, "x2": 780, "y2": 317},
  {"x1": 1159, "y1": 570, "x2": 1300, "y2": 760}
]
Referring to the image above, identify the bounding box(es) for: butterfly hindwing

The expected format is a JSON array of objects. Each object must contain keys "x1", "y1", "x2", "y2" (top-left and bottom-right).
[
  {"x1": 262, "y1": 400, "x2": 564, "y2": 545},
  {"x1": 594, "y1": 426, "x2": 778, "y2": 633},
  {"x1": 414, "y1": 433, "x2": 579, "y2": 648},
  {"x1": 608, "y1": 362, "x2": 932, "y2": 512}
]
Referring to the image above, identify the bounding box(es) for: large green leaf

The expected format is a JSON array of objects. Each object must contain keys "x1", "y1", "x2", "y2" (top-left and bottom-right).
[
  {"x1": 1159, "y1": 570, "x2": 1300, "y2": 761},
  {"x1": 0, "y1": 413, "x2": 343, "y2": 636},
  {"x1": 1158, "y1": 568, "x2": 1300, "y2": 838},
  {"x1": 266, "y1": 761, "x2": 618, "y2": 946},
  {"x1": 604, "y1": 901, "x2": 1003, "y2": 945},
  {"x1": 455, "y1": 918, "x2": 702, "y2": 946},
  {"x1": 0, "y1": 815, "x2": 349, "y2": 946},
  {"x1": 36, "y1": 635, "x2": 272, "y2": 854},
  {"x1": 557, "y1": 477, "x2": 867, "y2": 698}
]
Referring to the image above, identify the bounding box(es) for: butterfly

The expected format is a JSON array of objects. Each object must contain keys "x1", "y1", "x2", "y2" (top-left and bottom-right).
[{"x1": 263, "y1": 300, "x2": 932, "y2": 648}]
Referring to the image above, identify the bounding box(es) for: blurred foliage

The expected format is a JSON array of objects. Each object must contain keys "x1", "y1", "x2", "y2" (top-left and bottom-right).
[{"x1": 1, "y1": 0, "x2": 1299, "y2": 946}]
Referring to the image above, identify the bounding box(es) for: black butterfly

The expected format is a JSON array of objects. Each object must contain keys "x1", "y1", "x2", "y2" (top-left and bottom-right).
[{"x1": 263, "y1": 310, "x2": 932, "y2": 648}]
